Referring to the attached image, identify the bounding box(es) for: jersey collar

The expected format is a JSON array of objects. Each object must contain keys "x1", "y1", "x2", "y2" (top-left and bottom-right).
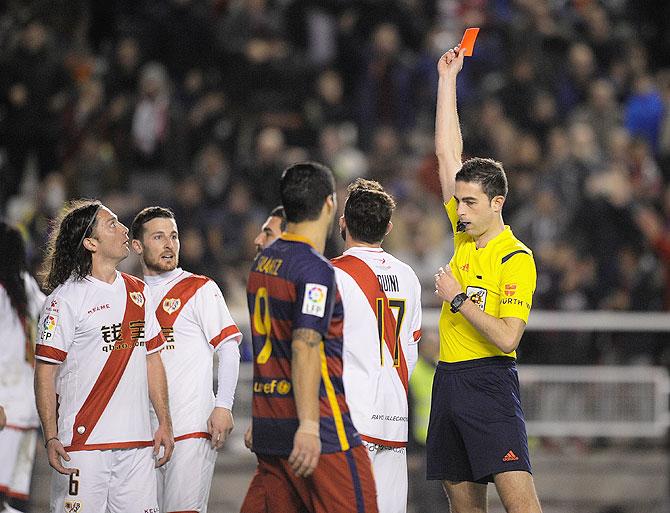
[
  {"x1": 144, "y1": 267, "x2": 185, "y2": 286},
  {"x1": 343, "y1": 246, "x2": 384, "y2": 255},
  {"x1": 280, "y1": 232, "x2": 316, "y2": 250}
]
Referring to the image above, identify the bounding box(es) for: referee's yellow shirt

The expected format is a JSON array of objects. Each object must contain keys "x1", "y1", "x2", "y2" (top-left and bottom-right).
[{"x1": 439, "y1": 198, "x2": 537, "y2": 363}]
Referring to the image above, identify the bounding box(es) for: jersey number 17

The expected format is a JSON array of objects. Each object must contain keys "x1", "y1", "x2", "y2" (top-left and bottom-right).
[{"x1": 375, "y1": 298, "x2": 405, "y2": 367}]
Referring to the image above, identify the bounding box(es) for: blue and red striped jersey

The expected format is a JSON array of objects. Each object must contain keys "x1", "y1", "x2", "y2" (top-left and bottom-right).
[{"x1": 247, "y1": 233, "x2": 361, "y2": 456}]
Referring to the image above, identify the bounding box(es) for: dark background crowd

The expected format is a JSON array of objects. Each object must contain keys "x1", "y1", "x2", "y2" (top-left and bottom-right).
[{"x1": 0, "y1": 0, "x2": 669, "y2": 366}]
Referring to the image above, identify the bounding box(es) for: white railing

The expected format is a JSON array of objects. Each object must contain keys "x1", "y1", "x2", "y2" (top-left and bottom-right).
[{"x1": 233, "y1": 309, "x2": 670, "y2": 438}]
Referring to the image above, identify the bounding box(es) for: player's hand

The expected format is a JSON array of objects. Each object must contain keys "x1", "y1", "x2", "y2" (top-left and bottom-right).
[
  {"x1": 153, "y1": 423, "x2": 175, "y2": 468},
  {"x1": 437, "y1": 46, "x2": 465, "y2": 78},
  {"x1": 288, "y1": 430, "x2": 321, "y2": 478},
  {"x1": 435, "y1": 266, "x2": 463, "y2": 302},
  {"x1": 208, "y1": 407, "x2": 234, "y2": 450},
  {"x1": 244, "y1": 424, "x2": 253, "y2": 451},
  {"x1": 0, "y1": 405, "x2": 6, "y2": 430},
  {"x1": 46, "y1": 438, "x2": 77, "y2": 475}
]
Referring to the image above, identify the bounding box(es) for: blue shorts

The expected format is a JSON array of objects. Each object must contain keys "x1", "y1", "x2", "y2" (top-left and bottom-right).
[{"x1": 426, "y1": 356, "x2": 531, "y2": 483}]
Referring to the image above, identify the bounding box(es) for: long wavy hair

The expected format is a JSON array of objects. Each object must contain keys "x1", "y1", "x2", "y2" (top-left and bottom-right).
[
  {"x1": 0, "y1": 221, "x2": 29, "y2": 325},
  {"x1": 41, "y1": 200, "x2": 102, "y2": 292}
]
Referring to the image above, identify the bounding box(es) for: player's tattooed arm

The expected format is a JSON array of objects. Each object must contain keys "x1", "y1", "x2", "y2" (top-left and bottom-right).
[
  {"x1": 293, "y1": 328, "x2": 323, "y2": 347},
  {"x1": 290, "y1": 328, "x2": 322, "y2": 477}
]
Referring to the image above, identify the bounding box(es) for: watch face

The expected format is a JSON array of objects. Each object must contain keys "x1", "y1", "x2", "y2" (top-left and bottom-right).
[{"x1": 450, "y1": 293, "x2": 466, "y2": 313}]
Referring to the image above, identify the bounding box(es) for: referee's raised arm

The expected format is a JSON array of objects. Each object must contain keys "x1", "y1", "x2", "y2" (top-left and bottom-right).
[{"x1": 435, "y1": 46, "x2": 465, "y2": 205}]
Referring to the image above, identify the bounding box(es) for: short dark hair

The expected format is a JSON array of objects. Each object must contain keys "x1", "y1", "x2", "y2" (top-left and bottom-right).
[
  {"x1": 280, "y1": 162, "x2": 335, "y2": 223},
  {"x1": 344, "y1": 179, "x2": 396, "y2": 244},
  {"x1": 456, "y1": 157, "x2": 508, "y2": 200},
  {"x1": 131, "y1": 206, "x2": 176, "y2": 240}
]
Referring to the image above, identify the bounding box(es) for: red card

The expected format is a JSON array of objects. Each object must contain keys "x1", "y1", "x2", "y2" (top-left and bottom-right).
[{"x1": 459, "y1": 28, "x2": 480, "y2": 57}]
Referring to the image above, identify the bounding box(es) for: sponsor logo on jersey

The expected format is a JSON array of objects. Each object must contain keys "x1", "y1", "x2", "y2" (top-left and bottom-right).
[
  {"x1": 129, "y1": 291, "x2": 144, "y2": 307},
  {"x1": 253, "y1": 379, "x2": 292, "y2": 395},
  {"x1": 504, "y1": 283, "x2": 517, "y2": 296},
  {"x1": 460, "y1": 263, "x2": 470, "y2": 272},
  {"x1": 87, "y1": 303, "x2": 111, "y2": 315},
  {"x1": 162, "y1": 297, "x2": 181, "y2": 314},
  {"x1": 64, "y1": 499, "x2": 83, "y2": 512},
  {"x1": 39, "y1": 313, "x2": 58, "y2": 341},
  {"x1": 302, "y1": 283, "x2": 327, "y2": 317},
  {"x1": 466, "y1": 286, "x2": 487, "y2": 311}
]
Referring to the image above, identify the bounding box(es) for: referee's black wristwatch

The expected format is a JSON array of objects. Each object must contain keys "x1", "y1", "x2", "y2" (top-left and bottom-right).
[{"x1": 450, "y1": 292, "x2": 468, "y2": 313}]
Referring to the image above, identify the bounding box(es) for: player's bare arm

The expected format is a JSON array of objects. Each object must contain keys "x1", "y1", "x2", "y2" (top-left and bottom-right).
[
  {"x1": 0, "y1": 405, "x2": 5, "y2": 430},
  {"x1": 436, "y1": 46, "x2": 465, "y2": 203},
  {"x1": 34, "y1": 360, "x2": 76, "y2": 475},
  {"x1": 435, "y1": 266, "x2": 526, "y2": 353},
  {"x1": 207, "y1": 407, "x2": 234, "y2": 450},
  {"x1": 289, "y1": 327, "x2": 323, "y2": 478},
  {"x1": 147, "y1": 351, "x2": 175, "y2": 467}
]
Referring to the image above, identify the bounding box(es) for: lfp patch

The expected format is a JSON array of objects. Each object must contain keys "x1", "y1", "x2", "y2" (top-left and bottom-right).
[
  {"x1": 39, "y1": 313, "x2": 58, "y2": 342},
  {"x1": 302, "y1": 283, "x2": 328, "y2": 317}
]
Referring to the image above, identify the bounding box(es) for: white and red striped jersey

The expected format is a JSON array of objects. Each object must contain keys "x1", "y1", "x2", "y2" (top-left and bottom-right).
[
  {"x1": 0, "y1": 273, "x2": 45, "y2": 429},
  {"x1": 143, "y1": 268, "x2": 242, "y2": 440},
  {"x1": 35, "y1": 272, "x2": 164, "y2": 451},
  {"x1": 333, "y1": 247, "x2": 422, "y2": 447}
]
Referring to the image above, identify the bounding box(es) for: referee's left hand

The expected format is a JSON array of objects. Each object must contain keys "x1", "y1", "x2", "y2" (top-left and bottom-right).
[{"x1": 435, "y1": 266, "x2": 463, "y2": 302}]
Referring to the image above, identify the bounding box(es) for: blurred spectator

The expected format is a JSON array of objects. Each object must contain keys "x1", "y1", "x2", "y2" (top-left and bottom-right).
[
  {"x1": 624, "y1": 74, "x2": 665, "y2": 154},
  {"x1": 0, "y1": 19, "x2": 69, "y2": 208},
  {"x1": 356, "y1": 23, "x2": 414, "y2": 148},
  {"x1": 0, "y1": 0, "x2": 668, "y2": 340}
]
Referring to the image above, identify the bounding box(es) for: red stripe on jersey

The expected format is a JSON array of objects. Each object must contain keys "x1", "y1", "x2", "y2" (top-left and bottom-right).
[
  {"x1": 253, "y1": 356, "x2": 292, "y2": 378},
  {"x1": 269, "y1": 318, "x2": 292, "y2": 340},
  {"x1": 332, "y1": 255, "x2": 409, "y2": 394},
  {"x1": 69, "y1": 274, "x2": 146, "y2": 448},
  {"x1": 360, "y1": 434, "x2": 407, "y2": 448},
  {"x1": 35, "y1": 344, "x2": 67, "y2": 362},
  {"x1": 155, "y1": 274, "x2": 209, "y2": 329},
  {"x1": 327, "y1": 315, "x2": 343, "y2": 339},
  {"x1": 65, "y1": 440, "x2": 154, "y2": 452},
  {"x1": 319, "y1": 393, "x2": 349, "y2": 417},
  {"x1": 209, "y1": 324, "x2": 241, "y2": 348},
  {"x1": 175, "y1": 431, "x2": 211, "y2": 442},
  {"x1": 253, "y1": 395, "x2": 297, "y2": 418},
  {"x1": 325, "y1": 354, "x2": 343, "y2": 378},
  {"x1": 146, "y1": 332, "x2": 165, "y2": 352},
  {"x1": 413, "y1": 329, "x2": 422, "y2": 342},
  {"x1": 247, "y1": 272, "x2": 297, "y2": 302},
  {"x1": 6, "y1": 490, "x2": 29, "y2": 501}
]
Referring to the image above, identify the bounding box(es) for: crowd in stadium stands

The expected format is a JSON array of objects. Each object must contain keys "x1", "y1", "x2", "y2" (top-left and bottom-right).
[{"x1": 1, "y1": 1, "x2": 669, "y2": 366}]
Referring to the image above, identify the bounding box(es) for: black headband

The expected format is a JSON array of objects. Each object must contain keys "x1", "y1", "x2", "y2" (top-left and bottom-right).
[{"x1": 77, "y1": 205, "x2": 102, "y2": 249}]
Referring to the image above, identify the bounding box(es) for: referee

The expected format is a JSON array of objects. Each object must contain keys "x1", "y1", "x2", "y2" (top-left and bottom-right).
[{"x1": 426, "y1": 46, "x2": 542, "y2": 513}]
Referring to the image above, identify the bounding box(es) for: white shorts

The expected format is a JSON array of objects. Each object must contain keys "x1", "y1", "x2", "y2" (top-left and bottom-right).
[
  {"x1": 157, "y1": 436, "x2": 217, "y2": 513},
  {"x1": 0, "y1": 427, "x2": 37, "y2": 500},
  {"x1": 50, "y1": 446, "x2": 158, "y2": 513},
  {"x1": 362, "y1": 440, "x2": 408, "y2": 513}
]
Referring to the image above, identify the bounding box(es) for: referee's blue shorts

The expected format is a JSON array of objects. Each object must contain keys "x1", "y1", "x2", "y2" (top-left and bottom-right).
[{"x1": 426, "y1": 356, "x2": 532, "y2": 483}]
